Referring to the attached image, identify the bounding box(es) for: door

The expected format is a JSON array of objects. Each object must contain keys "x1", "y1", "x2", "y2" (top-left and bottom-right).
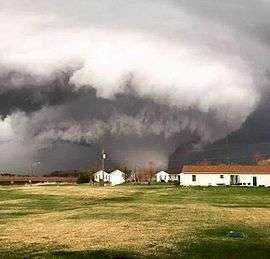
[
  {"x1": 253, "y1": 177, "x2": 257, "y2": 187},
  {"x1": 230, "y1": 175, "x2": 235, "y2": 185},
  {"x1": 230, "y1": 175, "x2": 239, "y2": 185}
]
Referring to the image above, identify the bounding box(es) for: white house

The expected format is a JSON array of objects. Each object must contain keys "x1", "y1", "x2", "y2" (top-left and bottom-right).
[
  {"x1": 108, "y1": 170, "x2": 125, "y2": 186},
  {"x1": 156, "y1": 171, "x2": 180, "y2": 182},
  {"x1": 94, "y1": 170, "x2": 109, "y2": 182},
  {"x1": 181, "y1": 165, "x2": 270, "y2": 187},
  {"x1": 156, "y1": 171, "x2": 170, "y2": 182},
  {"x1": 168, "y1": 173, "x2": 180, "y2": 182}
]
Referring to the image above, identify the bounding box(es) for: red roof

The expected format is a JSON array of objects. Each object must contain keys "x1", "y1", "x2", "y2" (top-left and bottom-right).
[{"x1": 182, "y1": 165, "x2": 270, "y2": 174}]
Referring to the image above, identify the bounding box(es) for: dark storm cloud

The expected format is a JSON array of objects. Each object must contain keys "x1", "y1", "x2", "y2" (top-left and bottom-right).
[
  {"x1": 0, "y1": 71, "x2": 79, "y2": 118},
  {"x1": 0, "y1": 0, "x2": 270, "y2": 172},
  {"x1": 0, "y1": 79, "x2": 227, "y2": 172}
]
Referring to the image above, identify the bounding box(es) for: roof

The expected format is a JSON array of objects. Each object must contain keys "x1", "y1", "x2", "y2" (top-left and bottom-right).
[
  {"x1": 110, "y1": 170, "x2": 124, "y2": 175},
  {"x1": 155, "y1": 171, "x2": 178, "y2": 175},
  {"x1": 95, "y1": 170, "x2": 108, "y2": 174},
  {"x1": 155, "y1": 171, "x2": 168, "y2": 175},
  {"x1": 182, "y1": 165, "x2": 270, "y2": 174}
]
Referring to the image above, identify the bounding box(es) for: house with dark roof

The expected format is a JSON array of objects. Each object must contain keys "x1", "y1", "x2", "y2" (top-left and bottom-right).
[{"x1": 180, "y1": 165, "x2": 270, "y2": 187}]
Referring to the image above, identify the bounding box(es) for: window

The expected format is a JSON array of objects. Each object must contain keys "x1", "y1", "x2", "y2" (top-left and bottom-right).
[
  {"x1": 192, "y1": 175, "x2": 196, "y2": 182},
  {"x1": 220, "y1": 175, "x2": 224, "y2": 179}
]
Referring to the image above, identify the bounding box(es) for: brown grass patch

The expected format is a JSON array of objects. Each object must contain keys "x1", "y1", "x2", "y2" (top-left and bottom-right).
[{"x1": 0, "y1": 185, "x2": 269, "y2": 256}]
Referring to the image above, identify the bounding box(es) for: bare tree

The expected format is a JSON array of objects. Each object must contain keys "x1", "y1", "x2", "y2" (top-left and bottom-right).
[
  {"x1": 253, "y1": 152, "x2": 264, "y2": 164},
  {"x1": 147, "y1": 161, "x2": 156, "y2": 185},
  {"x1": 119, "y1": 164, "x2": 132, "y2": 181}
]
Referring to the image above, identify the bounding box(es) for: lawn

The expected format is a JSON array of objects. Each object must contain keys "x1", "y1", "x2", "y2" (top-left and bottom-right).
[{"x1": 0, "y1": 184, "x2": 269, "y2": 258}]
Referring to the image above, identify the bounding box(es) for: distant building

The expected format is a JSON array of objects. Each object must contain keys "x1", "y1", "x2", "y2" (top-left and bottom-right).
[
  {"x1": 181, "y1": 165, "x2": 270, "y2": 187},
  {"x1": 0, "y1": 176, "x2": 77, "y2": 185},
  {"x1": 156, "y1": 171, "x2": 170, "y2": 182},
  {"x1": 156, "y1": 171, "x2": 180, "y2": 182},
  {"x1": 94, "y1": 170, "x2": 109, "y2": 182},
  {"x1": 168, "y1": 173, "x2": 179, "y2": 182},
  {"x1": 94, "y1": 170, "x2": 125, "y2": 186},
  {"x1": 109, "y1": 170, "x2": 125, "y2": 186}
]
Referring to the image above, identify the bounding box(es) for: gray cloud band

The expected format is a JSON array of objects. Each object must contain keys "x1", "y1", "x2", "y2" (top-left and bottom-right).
[{"x1": 0, "y1": 0, "x2": 269, "y2": 172}]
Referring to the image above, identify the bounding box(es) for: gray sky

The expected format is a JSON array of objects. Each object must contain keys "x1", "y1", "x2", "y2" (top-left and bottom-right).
[
  {"x1": 1, "y1": 0, "x2": 269, "y2": 110},
  {"x1": 0, "y1": 0, "x2": 270, "y2": 172}
]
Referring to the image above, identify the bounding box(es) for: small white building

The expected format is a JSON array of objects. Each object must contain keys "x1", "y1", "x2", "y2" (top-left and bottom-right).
[
  {"x1": 156, "y1": 171, "x2": 180, "y2": 182},
  {"x1": 94, "y1": 170, "x2": 109, "y2": 182},
  {"x1": 156, "y1": 171, "x2": 170, "y2": 182},
  {"x1": 181, "y1": 165, "x2": 270, "y2": 187},
  {"x1": 108, "y1": 170, "x2": 125, "y2": 186},
  {"x1": 168, "y1": 173, "x2": 180, "y2": 182}
]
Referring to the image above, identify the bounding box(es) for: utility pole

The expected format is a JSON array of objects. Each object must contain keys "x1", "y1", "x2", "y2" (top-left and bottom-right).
[
  {"x1": 101, "y1": 150, "x2": 106, "y2": 171},
  {"x1": 101, "y1": 150, "x2": 106, "y2": 184}
]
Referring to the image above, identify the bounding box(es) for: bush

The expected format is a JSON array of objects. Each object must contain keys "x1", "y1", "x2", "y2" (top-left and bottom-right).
[{"x1": 76, "y1": 174, "x2": 90, "y2": 184}]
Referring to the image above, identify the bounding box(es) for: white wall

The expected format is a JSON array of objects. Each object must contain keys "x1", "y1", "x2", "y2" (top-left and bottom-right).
[
  {"x1": 239, "y1": 174, "x2": 270, "y2": 187},
  {"x1": 109, "y1": 170, "x2": 125, "y2": 186},
  {"x1": 169, "y1": 174, "x2": 179, "y2": 181},
  {"x1": 181, "y1": 173, "x2": 270, "y2": 187},
  {"x1": 156, "y1": 171, "x2": 169, "y2": 182},
  {"x1": 94, "y1": 170, "x2": 109, "y2": 182}
]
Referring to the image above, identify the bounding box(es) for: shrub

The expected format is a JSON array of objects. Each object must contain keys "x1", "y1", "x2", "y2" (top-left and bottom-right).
[{"x1": 76, "y1": 174, "x2": 90, "y2": 184}]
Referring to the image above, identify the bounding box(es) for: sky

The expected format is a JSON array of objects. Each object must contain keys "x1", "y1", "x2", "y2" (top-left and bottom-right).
[{"x1": 0, "y1": 0, "x2": 270, "y2": 172}]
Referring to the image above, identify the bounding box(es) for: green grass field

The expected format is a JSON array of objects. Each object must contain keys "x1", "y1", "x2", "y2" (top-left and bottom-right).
[{"x1": 0, "y1": 184, "x2": 269, "y2": 258}]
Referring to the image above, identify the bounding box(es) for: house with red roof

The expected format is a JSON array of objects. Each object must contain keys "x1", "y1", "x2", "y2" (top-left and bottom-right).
[{"x1": 180, "y1": 165, "x2": 270, "y2": 187}]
